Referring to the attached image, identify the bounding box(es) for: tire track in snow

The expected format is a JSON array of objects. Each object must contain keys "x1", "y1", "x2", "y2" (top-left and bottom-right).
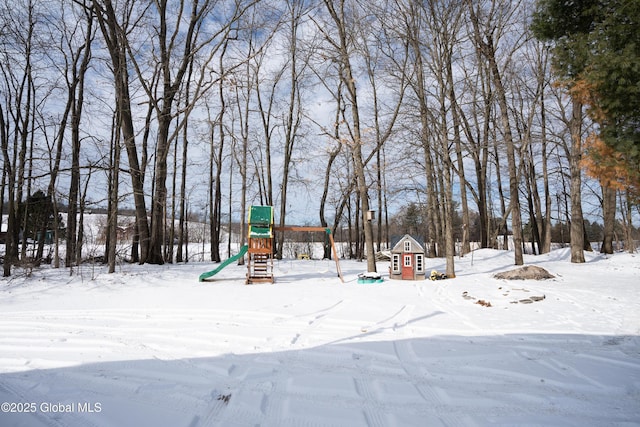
[
  {"x1": 256, "y1": 300, "x2": 353, "y2": 426},
  {"x1": 390, "y1": 304, "x2": 470, "y2": 426},
  {"x1": 0, "y1": 309, "x2": 286, "y2": 364},
  {"x1": 425, "y1": 281, "x2": 486, "y2": 333},
  {"x1": 288, "y1": 299, "x2": 346, "y2": 347},
  {"x1": 548, "y1": 287, "x2": 637, "y2": 334},
  {"x1": 355, "y1": 303, "x2": 437, "y2": 426},
  {"x1": 246, "y1": 352, "x2": 295, "y2": 427},
  {"x1": 228, "y1": 299, "x2": 369, "y2": 427},
  {"x1": 0, "y1": 309, "x2": 284, "y2": 427},
  {"x1": 194, "y1": 380, "x2": 237, "y2": 427},
  {"x1": 352, "y1": 358, "x2": 389, "y2": 427}
]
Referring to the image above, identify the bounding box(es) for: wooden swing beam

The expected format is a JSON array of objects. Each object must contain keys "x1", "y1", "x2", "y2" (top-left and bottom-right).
[{"x1": 272, "y1": 226, "x2": 344, "y2": 283}]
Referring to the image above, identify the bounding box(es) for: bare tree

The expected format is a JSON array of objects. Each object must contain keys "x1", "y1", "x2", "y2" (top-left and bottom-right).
[
  {"x1": 43, "y1": 0, "x2": 96, "y2": 268},
  {"x1": 276, "y1": 1, "x2": 308, "y2": 258},
  {"x1": 550, "y1": 90, "x2": 591, "y2": 262},
  {"x1": 251, "y1": 1, "x2": 309, "y2": 259},
  {"x1": 423, "y1": 0, "x2": 466, "y2": 275},
  {"x1": 233, "y1": 48, "x2": 252, "y2": 263},
  {"x1": 457, "y1": 49, "x2": 493, "y2": 249},
  {"x1": 175, "y1": 64, "x2": 193, "y2": 263},
  {"x1": 537, "y1": 44, "x2": 553, "y2": 254},
  {"x1": 0, "y1": 0, "x2": 41, "y2": 274},
  {"x1": 92, "y1": 0, "x2": 151, "y2": 264},
  {"x1": 358, "y1": 3, "x2": 408, "y2": 254},
  {"x1": 510, "y1": 39, "x2": 552, "y2": 256},
  {"x1": 318, "y1": 0, "x2": 376, "y2": 272},
  {"x1": 137, "y1": 0, "x2": 255, "y2": 264},
  {"x1": 397, "y1": 0, "x2": 438, "y2": 257},
  {"x1": 208, "y1": 39, "x2": 231, "y2": 263},
  {"x1": 144, "y1": 0, "x2": 223, "y2": 264},
  {"x1": 468, "y1": 0, "x2": 524, "y2": 265}
]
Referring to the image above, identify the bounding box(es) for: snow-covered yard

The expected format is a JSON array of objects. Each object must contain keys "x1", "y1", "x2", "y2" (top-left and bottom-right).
[{"x1": 1, "y1": 248, "x2": 639, "y2": 426}]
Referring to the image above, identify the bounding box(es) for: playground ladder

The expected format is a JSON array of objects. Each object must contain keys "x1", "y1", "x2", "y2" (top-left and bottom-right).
[{"x1": 246, "y1": 236, "x2": 274, "y2": 284}]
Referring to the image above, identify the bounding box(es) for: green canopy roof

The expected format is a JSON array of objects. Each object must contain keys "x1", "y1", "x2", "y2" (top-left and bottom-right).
[{"x1": 248, "y1": 205, "x2": 273, "y2": 238}]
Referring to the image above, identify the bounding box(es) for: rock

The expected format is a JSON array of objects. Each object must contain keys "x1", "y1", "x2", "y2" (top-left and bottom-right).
[{"x1": 494, "y1": 266, "x2": 555, "y2": 280}]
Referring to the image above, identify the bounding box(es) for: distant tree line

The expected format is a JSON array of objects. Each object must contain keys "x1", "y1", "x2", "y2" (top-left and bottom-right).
[
  {"x1": 1, "y1": 0, "x2": 638, "y2": 277},
  {"x1": 389, "y1": 201, "x2": 639, "y2": 254}
]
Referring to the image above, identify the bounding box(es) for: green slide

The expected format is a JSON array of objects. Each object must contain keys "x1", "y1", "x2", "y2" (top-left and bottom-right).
[{"x1": 199, "y1": 245, "x2": 249, "y2": 282}]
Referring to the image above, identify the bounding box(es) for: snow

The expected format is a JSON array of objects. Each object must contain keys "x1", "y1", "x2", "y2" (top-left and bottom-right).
[{"x1": 1, "y1": 248, "x2": 639, "y2": 426}]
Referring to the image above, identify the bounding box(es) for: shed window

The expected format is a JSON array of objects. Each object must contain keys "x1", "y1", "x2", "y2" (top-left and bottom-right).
[
  {"x1": 415, "y1": 254, "x2": 424, "y2": 273},
  {"x1": 404, "y1": 241, "x2": 411, "y2": 252},
  {"x1": 392, "y1": 254, "x2": 400, "y2": 272}
]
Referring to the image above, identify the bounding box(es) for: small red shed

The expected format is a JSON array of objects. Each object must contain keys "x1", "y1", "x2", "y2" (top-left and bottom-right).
[{"x1": 389, "y1": 234, "x2": 426, "y2": 280}]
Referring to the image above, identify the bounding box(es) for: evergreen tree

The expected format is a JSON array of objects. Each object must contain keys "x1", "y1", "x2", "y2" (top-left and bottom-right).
[
  {"x1": 18, "y1": 191, "x2": 62, "y2": 243},
  {"x1": 532, "y1": 0, "x2": 640, "y2": 191},
  {"x1": 19, "y1": 191, "x2": 47, "y2": 241}
]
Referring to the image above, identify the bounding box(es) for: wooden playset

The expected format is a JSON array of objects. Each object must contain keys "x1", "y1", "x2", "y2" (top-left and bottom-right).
[{"x1": 200, "y1": 205, "x2": 344, "y2": 284}]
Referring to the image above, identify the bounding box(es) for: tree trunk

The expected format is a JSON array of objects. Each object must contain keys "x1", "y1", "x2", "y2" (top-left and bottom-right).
[
  {"x1": 492, "y1": 137, "x2": 508, "y2": 249},
  {"x1": 440, "y1": 125, "x2": 456, "y2": 278},
  {"x1": 319, "y1": 145, "x2": 341, "y2": 259},
  {"x1": 569, "y1": 97, "x2": 586, "y2": 263},
  {"x1": 77, "y1": 170, "x2": 92, "y2": 266},
  {"x1": 107, "y1": 117, "x2": 120, "y2": 274},
  {"x1": 620, "y1": 190, "x2": 636, "y2": 253},
  {"x1": 525, "y1": 148, "x2": 542, "y2": 255},
  {"x1": 170, "y1": 121, "x2": 179, "y2": 263},
  {"x1": 1, "y1": 106, "x2": 17, "y2": 276},
  {"x1": 320, "y1": 133, "x2": 342, "y2": 259},
  {"x1": 540, "y1": 87, "x2": 552, "y2": 254},
  {"x1": 177, "y1": 103, "x2": 190, "y2": 263},
  {"x1": 236, "y1": 74, "x2": 250, "y2": 265},
  {"x1": 600, "y1": 184, "x2": 616, "y2": 254},
  {"x1": 319, "y1": 79, "x2": 344, "y2": 259},
  {"x1": 452, "y1": 110, "x2": 471, "y2": 256},
  {"x1": 212, "y1": 121, "x2": 224, "y2": 263}
]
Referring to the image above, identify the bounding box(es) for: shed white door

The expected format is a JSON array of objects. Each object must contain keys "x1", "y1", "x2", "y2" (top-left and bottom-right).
[{"x1": 402, "y1": 254, "x2": 413, "y2": 279}]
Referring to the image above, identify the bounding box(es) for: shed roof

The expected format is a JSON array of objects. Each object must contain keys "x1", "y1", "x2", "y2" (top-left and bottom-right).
[{"x1": 391, "y1": 234, "x2": 425, "y2": 253}]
